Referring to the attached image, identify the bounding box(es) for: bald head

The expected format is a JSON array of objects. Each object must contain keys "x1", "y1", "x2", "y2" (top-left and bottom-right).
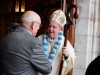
[
  {"x1": 20, "y1": 10, "x2": 41, "y2": 26},
  {"x1": 20, "y1": 10, "x2": 41, "y2": 36}
]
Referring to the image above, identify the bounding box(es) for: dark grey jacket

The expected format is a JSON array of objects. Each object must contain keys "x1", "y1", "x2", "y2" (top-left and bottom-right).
[{"x1": 0, "y1": 26, "x2": 52, "y2": 75}]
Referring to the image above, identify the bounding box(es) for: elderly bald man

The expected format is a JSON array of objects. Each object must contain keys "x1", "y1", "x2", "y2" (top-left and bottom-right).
[{"x1": 0, "y1": 10, "x2": 52, "y2": 75}]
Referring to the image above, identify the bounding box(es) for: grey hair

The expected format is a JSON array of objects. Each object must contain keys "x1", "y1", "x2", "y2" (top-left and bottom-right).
[{"x1": 20, "y1": 15, "x2": 37, "y2": 26}]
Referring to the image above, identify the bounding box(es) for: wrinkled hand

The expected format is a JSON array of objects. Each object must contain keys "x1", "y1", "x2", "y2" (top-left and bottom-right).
[{"x1": 62, "y1": 47, "x2": 69, "y2": 57}]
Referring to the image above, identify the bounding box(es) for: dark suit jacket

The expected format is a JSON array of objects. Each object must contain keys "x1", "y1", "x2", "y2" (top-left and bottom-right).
[
  {"x1": 0, "y1": 26, "x2": 52, "y2": 75},
  {"x1": 85, "y1": 56, "x2": 100, "y2": 75}
]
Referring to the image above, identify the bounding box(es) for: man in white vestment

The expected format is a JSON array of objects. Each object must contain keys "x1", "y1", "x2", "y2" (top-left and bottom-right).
[{"x1": 37, "y1": 9, "x2": 76, "y2": 75}]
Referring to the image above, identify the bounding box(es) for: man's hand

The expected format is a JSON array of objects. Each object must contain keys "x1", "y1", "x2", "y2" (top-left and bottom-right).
[{"x1": 62, "y1": 47, "x2": 69, "y2": 57}]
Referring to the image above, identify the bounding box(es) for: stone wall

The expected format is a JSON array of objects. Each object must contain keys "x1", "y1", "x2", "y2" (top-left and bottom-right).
[{"x1": 73, "y1": 0, "x2": 100, "y2": 75}]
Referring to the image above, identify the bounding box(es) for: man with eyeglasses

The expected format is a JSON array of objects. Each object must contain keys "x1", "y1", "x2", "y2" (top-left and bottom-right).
[{"x1": 0, "y1": 10, "x2": 52, "y2": 75}]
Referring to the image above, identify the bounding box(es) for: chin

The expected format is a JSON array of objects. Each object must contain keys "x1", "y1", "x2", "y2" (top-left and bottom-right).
[
  {"x1": 49, "y1": 33, "x2": 55, "y2": 38},
  {"x1": 49, "y1": 35, "x2": 54, "y2": 39},
  {"x1": 33, "y1": 33, "x2": 36, "y2": 36}
]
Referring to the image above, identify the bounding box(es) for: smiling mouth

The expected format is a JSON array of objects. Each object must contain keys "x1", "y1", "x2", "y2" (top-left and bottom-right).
[
  {"x1": 49, "y1": 32, "x2": 53, "y2": 34},
  {"x1": 49, "y1": 32, "x2": 53, "y2": 33}
]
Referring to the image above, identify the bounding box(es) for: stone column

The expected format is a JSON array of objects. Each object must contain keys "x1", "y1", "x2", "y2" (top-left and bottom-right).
[{"x1": 72, "y1": 0, "x2": 100, "y2": 75}]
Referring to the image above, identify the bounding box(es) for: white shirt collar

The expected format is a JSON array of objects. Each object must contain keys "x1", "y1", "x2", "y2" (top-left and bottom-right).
[{"x1": 26, "y1": 29, "x2": 32, "y2": 35}]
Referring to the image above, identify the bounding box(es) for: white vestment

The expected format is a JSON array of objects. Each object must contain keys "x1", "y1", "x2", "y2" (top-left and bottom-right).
[{"x1": 37, "y1": 34, "x2": 76, "y2": 75}]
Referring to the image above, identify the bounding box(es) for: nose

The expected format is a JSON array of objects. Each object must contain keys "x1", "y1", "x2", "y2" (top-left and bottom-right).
[{"x1": 49, "y1": 27, "x2": 53, "y2": 31}]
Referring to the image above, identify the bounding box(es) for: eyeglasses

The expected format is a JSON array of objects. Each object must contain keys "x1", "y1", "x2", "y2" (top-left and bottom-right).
[{"x1": 31, "y1": 21, "x2": 42, "y2": 27}]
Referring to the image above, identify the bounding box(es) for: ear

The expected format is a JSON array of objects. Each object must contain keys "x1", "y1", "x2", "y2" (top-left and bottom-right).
[
  {"x1": 59, "y1": 26, "x2": 62, "y2": 31},
  {"x1": 31, "y1": 23, "x2": 35, "y2": 29}
]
